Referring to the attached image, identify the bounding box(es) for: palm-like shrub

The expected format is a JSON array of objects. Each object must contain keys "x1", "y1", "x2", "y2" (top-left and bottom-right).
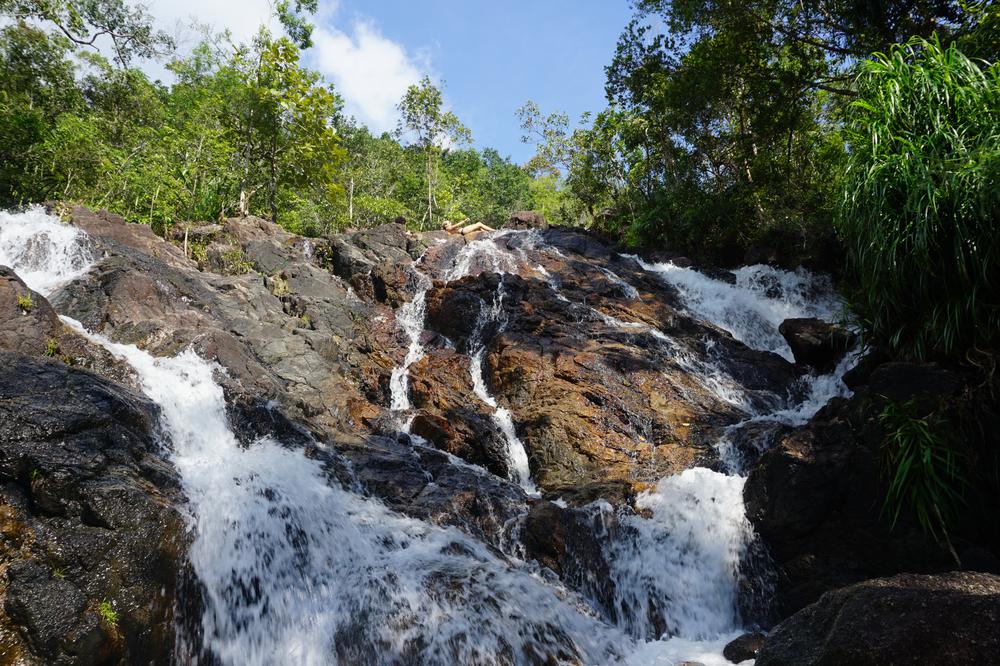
[{"x1": 838, "y1": 38, "x2": 1000, "y2": 360}]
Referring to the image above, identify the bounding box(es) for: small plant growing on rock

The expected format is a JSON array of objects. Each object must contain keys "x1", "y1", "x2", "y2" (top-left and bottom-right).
[
  {"x1": 880, "y1": 399, "x2": 966, "y2": 562},
  {"x1": 45, "y1": 338, "x2": 60, "y2": 357},
  {"x1": 29, "y1": 468, "x2": 42, "y2": 481},
  {"x1": 16, "y1": 293, "x2": 33, "y2": 311},
  {"x1": 221, "y1": 248, "x2": 255, "y2": 275},
  {"x1": 98, "y1": 601, "x2": 119, "y2": 631},
  {"x1": 269, "y1": 273, "x2": 289, "y2": 297},
  {"x1": 52, "y1": 568, "x2": 65, "y2": 579}
]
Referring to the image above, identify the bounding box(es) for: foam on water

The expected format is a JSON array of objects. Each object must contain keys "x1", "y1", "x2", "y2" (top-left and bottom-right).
[
  {"x1": 625, "y1": 255, "x2": 843, "y2": 361},
  {"x1": 608, "y1": 468, "x2": 752, "y2": 639},
  {"x1": 388, "y1": 265, "x2": 432, "y2": 417},
  {"x1": 63, "y1": 316, "x2": 634, "y2": 666},
  {"x1": 0, "y1": 206, "x2": 93, "y2": 294},
  {"x1": 468, "y1": 280, "x2": 537, "y2": 494}
]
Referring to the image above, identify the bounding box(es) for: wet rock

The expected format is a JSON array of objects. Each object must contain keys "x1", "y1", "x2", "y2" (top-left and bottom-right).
[
  {"x1": 743, "y1": 361, "x2": 983, "y2": 619},
  {"x1": 723, "y1": 632, "x2": 765, "y2": 663},
  {"x1": 0, "y1": 352, "x2": 186, "y2": 664},
  {"x1": 520, "y1": 501, "x2": 611, "y2": 580},
  {"x1": 51, "y1": 216, "x2": 388, "y2": 440},
  {"x1": 866, "y1": 361, "x2": 963, "y2": 405},
  {"x1": 778, "y1": 318, "x2": 855, "y2": 371},
  {"x1": 57, "y1": 205, "x2": 191, "y2": 270},
  {"x1": 0, "y1": 267, "x2": 137, "y2": 388},
  {"x1": 332, "y1": 436, "x2": 527, "y2": 546},
  {"x1": 326, "y1": 223, "x2": 416, "y2": 302},
  {"x1": 409, "y1": 229, "x2": 807, "y2": 501},
  {"x1": 755, "y1": 572, "x2": 1000, "y2": 666},
  {"x1": 504, "y1": 210, "x2": 548, "y2": 230}
]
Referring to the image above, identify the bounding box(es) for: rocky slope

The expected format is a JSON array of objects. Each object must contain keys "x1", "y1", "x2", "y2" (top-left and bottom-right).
[{"x1": 0, "y1": 204, "x2": 997, "y2": 664}]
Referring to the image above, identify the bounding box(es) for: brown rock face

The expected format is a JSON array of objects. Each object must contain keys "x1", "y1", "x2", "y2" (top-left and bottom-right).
[
  {"x1": 410, "y1": 232, "x2": 802, "y2": 503},
  {"x1": 755, "y1": 572, "x2": 1000, "y2": 666}
]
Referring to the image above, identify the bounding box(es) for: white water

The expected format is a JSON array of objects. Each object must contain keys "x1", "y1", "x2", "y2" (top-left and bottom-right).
[
  {"x1": 388, "y1": 265, "x2": 432, "y2": 417},
  {"x1": 625, "y1": 255, "x2": 843, "y2": 362},
  {"x1": 0, "y1": 206, "x2": 93, "y2": 294},
  {"x1": 3, "y1": 211, "x2": 859, "y2": 666},
  {"x1": 467, "y1": 280, "x2": 537, "y2": 494},
  {"x1": 64, "y1": 318, "x2": 634, "y2": 665}
]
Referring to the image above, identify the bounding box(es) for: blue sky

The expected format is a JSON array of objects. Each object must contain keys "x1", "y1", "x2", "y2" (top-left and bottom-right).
[
  {"x1": 146, "y1": 0, "x2": 634, "y2": 164},
  {"x1": 323, "y1": 1, "x2": 634, "y2": 162}
]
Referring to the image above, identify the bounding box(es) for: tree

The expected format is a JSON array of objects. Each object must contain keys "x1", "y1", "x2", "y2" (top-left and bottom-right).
[
  {"x1": 396, "y1": 76, "x2": 471, "y2": 227},
  {"x1": 226, "y1": 30, "x2": 345, "y2": 222},
  {"x1": 275, "y1": 0, "x2": 319, "y2": 49},
  {"x1": 516, "y1": 101, "x2": 575, "y2": 177},
  {"x1": 0, "y1": 0, "x2": 173, "y2": 66}
]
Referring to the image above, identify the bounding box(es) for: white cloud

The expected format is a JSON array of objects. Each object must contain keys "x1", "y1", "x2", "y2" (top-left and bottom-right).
[
  {"x1": 311, "y1": 20, "x2": 428, "y2": 134},
  {"x1": 146, "y1": 0, "x2": 276, "y2": 47},
  {"x1": 140, "y1": 0, "x2": 430, "y2": 134}
]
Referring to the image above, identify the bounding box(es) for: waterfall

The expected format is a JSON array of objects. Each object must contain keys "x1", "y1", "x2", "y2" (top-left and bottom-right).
[
  {"x1": 0, "y1": 206, "x2": 93, "y2": 294},
  {"x1": 1, "y1": 209, "x2": 859, "y2": 666},
  {"x1": 624, "y1": 255, "x2": 843, "y2": 361},
  {"x1": 467, "y1": 280, "x2": 537, "y2": 494},
  {"x1": 387, "y1": 264, "x2": 432, "y2": 419},
  {"x1": 63, "y1": 317, "x2": 631, "y2": 665}
]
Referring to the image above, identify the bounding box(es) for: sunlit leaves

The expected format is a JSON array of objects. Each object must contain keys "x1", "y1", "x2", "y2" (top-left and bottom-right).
[{"x1": 838, "y1": 38, "x2": 1000, "y2": 360}]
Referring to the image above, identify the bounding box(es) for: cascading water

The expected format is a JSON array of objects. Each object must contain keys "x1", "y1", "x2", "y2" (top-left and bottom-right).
[
  {"x1": 1, "y1": 208, "x2": 858, "y2": 666},
  {"x1": 467, "y1": 279, "x2": 537, "y2": 494},
  {"x1": 0, "y1": 206, "x2": 93, "y2": 293},
  {"x1": 65, "y1": 318, "x2": 631, "y2": 665},
  {"x1": 624, "y1": 255, "x2": 843, "y2": 362},
  {"x1": 387, "y1": 262, "x2": 432, "y2": 421}
]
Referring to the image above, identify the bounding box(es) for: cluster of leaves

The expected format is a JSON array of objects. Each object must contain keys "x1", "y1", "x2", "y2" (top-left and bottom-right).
[
  {"x1": 879, "y1": 399, "x2": 967, "y2": 559},
  {"x1": 0, "y1": 1, "x2": 541, "y2": 236},
  {"x1": 838, "y1": 37, "x2": 1000, "y2": 360},
  {"x1": 520, "y1": 0, "x2": 994, "y2": 265}
]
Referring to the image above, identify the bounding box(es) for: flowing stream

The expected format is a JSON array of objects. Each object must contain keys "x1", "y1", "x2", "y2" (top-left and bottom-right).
[{"x1": 1, "y1": 208, "x2": 855, "y2": 665}]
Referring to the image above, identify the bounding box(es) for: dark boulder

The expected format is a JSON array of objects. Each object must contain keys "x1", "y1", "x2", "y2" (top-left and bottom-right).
[
  {"x1": 778, "y1": 318, "x2": 855, "y2": 371},
  {"x1": 723, "y1": 632, "x2": 765, "y2": 663},
  {"x1": 743, "y1": 360, "x2": 993, "y2": 619},
  {"x1": 0, "y1": 352, "x2": 186, "y2": 664},
  {"x1": 755, "y1": 572, "x2": 1000, "y2": 666},
  {"x1": 504, "y1": 210, "x2": 548, "y2": 230}
]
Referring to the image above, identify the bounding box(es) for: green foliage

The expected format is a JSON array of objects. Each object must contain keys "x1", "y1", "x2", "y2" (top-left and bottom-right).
[
  {"x1": 45, "y1": 338, "x2": 59, "y2": 357},
  {"x1": 0, "y1": 0, "x2": 174, "y2": 66},
  {"x1": 837, "y1": 38, "x2": 1000, "y2": 360},
  {"x1": 275, "y1": 0, "x2": 318, "y2": 49},
  {"x1": 97, "y1": 600, "x2": 118, "y2": 630},
  {"x1": 396, "y1": 76, "x2": 472, "y2": 227},
  {"x1": 520, "y1": 0, "x2": 991, "y2": 263},
  {"x1": 879, "y1": 399, "x2": 966, "y2": 554},
  {"x1": 16, "y1": 293, "x2": 33, "y2": 311},
  {"x1": 219, "y1": 248, "x2": 255, "y2": 275},
  {"x1": 0, "y1": 13, "x2": 537, "y2": 236}
]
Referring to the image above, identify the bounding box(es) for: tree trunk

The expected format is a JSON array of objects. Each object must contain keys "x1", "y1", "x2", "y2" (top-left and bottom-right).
[
  {"x1": 238, "y1": 186, "x2": 250, "y2": 217},
  {"x1": 348, "y1": 177, "x2": 354, "y2": 226},
  {"x1": 427, "y1": 150, "x2": 434, "y2": 226}
]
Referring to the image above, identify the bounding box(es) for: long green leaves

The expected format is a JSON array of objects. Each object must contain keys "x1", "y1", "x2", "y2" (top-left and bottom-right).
[
  {"x1": 879, "y1": 399, "x2": 966, "y2": 560},
  {"x1": 837, "y1": 38, "x2": 1000, "y2": 360}
]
